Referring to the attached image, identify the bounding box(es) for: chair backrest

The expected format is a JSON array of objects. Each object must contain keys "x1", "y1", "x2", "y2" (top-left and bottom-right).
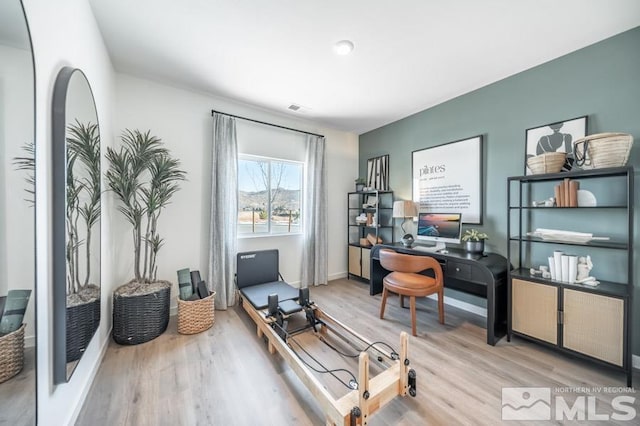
[
  {"x1": 236, "y1": 249, "x2": 280, "y2": 289},
  {"x1": 379, "y1": 249, "x2": 443, "y2": 280}
]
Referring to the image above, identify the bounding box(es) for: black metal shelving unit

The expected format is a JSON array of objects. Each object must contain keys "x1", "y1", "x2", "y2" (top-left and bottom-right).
[
  {"x1": 347, "y1": 190, "x2": 394, "y2": 281},
  {"x1": 507, "y1": 166, "x2": 634, "y2": 386}
]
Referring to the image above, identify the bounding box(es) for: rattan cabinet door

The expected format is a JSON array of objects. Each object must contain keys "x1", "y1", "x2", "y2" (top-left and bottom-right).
[
  {"x1": 563, "y1": 289, "x2": 624, "y2": 366},
  {"x1": 512, "y1": 279, "x2": 558, "y2": 344},
  {"x1": 361, "y1": 248, "x2": 371, "y2": 280}
]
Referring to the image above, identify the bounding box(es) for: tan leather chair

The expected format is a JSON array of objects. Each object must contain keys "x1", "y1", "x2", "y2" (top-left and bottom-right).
[{"x1": 378, "y1": 249, "x2": 444, "y2": 336}]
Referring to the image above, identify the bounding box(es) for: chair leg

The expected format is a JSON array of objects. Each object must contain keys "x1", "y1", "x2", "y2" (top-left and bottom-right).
[
  {"x1": 438, "y1": 289, "x2": 445, "y2": 324},
  {"x1": 400, "y1": 294, "x2": 405, "y2": 308},
  {"x1": 410, "y1": 296, "x2": 417, "y2": 336},
  {"x1": 379, "y1": 287, "x2": 388, "y2": 319}
]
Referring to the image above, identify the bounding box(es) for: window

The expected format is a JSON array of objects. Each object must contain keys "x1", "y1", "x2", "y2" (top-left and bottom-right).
[{"x1": 238, "y1": 155, "x2": 303, "y2": 236}]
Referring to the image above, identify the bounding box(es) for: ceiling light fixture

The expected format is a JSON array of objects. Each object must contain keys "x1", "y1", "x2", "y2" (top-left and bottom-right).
[{"x1": 334, "y1": 40, "x2": 354, "y2": 56}]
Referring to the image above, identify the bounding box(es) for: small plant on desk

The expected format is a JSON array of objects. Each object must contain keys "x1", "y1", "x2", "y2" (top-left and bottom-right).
[{"x1": 461, "y1": 229, "x2": 488, "y2": 253}]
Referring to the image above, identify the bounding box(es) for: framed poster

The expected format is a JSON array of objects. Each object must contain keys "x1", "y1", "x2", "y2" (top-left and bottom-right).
[
  {"x1": 412, "y1": 135, "x2": 483, "y2": 224},
  {"x1": 524, "y1": 115, "x2": 588, "y2": 175},
  {"x1": 366, "y1": 154, "x2": 389, "y2": 190}
]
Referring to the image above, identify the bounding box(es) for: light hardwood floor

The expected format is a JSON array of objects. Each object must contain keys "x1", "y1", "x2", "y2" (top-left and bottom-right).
[{"x1": 77, "y1": 278, "x2": 639, "y2": 425}]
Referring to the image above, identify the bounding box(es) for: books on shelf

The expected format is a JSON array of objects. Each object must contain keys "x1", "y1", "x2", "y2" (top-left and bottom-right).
[{"x1": 555, "y1": 178, "x2": 579, "y2": 207}]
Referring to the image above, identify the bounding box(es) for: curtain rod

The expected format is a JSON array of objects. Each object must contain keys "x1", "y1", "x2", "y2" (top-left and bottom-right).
[{"x1": 211, "y1": 109, "x2": 324, "y2": 138}]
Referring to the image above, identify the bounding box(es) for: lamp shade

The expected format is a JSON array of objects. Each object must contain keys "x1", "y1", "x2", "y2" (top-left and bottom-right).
[{"x1": 392, "y1": 200, "x2": 418, "y2": 218}]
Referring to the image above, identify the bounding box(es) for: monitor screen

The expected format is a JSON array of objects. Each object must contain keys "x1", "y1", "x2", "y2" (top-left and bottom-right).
[{"x1": 416, "y1": 213, "x2": 462, "y2": 244}]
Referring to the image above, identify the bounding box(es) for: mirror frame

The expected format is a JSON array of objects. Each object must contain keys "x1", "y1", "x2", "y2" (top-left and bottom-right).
[
  {"x1": 0, "y1": 0, "x2": 37, "y2": 422},
  {"x1": 51, "y1": 67, "x2": 101, "y2": 384}
]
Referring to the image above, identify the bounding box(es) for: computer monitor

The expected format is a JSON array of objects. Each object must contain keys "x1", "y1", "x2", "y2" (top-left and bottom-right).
[{"x1": 415, "y1": 212, "x2": 462, "y2": 251}]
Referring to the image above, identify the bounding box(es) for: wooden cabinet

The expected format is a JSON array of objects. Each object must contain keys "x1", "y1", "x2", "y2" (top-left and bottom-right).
[
  {"x1": 563, "y1": 289, "x2": 624, "y2": 367},
  {"x1": 507, "y1": 166, "x2": 633, "y2": 385},
  {"x1": 511, "y1": 279, "x2": 558, "y2": 345},
  {"x1": 347, "y1": 190, "x2": 393, "y2": 281},
  {"x1": 348, "y1": 246, "x2": 371, "y2": 279}
]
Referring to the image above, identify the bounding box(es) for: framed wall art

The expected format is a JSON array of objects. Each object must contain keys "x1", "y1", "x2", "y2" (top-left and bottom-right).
[
  {"x1": 524, "y1": 115, "x2": 588, "y2": 175},
  {"x1": 367, "y1": 154, "x2": 389, "y2": 190},
  {"x1": 412, "y1": 135, "x2": 483, "y2": 224}
]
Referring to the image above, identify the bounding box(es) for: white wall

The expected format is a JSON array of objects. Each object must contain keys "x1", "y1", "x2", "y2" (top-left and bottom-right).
[
  {"x1": 114, "y1": 74, "x2": 359, "y2": 301},
  {"x1": 22, "y1": 0, "x2": 116, "y2": 424}
]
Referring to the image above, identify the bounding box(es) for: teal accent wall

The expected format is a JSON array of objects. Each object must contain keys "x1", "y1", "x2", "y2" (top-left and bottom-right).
[{"x1": 359, "y1": 27, "x2": 640, "y2": 353}]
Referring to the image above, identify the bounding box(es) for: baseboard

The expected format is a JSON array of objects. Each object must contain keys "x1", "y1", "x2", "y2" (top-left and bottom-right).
[
  {"x1": 426, "y1": 293, "x2": 487, "y2": 318},
  {"x1": 68, "y1": 327, "x2": 112, "y2": 425},
  {"x1": 329, "y1": 271, "x2": 347, "y2": 281}
]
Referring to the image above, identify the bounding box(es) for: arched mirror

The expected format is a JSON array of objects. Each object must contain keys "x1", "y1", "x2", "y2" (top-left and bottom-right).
[
  {"x1": 0, "y1": 0, "x2": 36, "y2": 423},
  {"x1": 52, "y1": 67, "x2": 101, "y2": 383}
]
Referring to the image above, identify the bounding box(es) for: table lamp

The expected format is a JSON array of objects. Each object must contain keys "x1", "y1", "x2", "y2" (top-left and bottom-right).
[{"x1": 392, "y1": 200, "x2": 418, "y2": 247}]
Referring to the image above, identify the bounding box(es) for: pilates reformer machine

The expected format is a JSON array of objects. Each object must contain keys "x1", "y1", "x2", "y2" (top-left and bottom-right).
[{"x1": 236, "y1": 250, "x2": 417, "y2": 426}]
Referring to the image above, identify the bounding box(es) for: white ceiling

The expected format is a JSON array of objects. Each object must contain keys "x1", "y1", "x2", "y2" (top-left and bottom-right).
[{"x1": 89, "y1": 0, "x2": 640, "y2": 134}]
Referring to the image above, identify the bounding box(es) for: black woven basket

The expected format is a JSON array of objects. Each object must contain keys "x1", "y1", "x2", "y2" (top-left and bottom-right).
[
  {"x1": 66, "y1": 298, "x2": 100, "y2": 362},
  {"x1": 112, "y1": 285, "x2": 170, "y2": 345}
]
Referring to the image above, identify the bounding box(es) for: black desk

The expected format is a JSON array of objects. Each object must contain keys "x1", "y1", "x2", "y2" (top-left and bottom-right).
[{"x1": 370, "y1": 243, "x2": 508, "y2": 345}]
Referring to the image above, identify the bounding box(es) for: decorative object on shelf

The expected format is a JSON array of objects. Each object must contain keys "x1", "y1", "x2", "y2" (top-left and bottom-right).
[
  {"x1": 526, "y1": 152, "x2": 566, "y2": 175},
  {"x1": 461, "y1": 228, "x2": 488, "y2": 253},
  {"x1": 355, "y1": 177, "x2": 366, "y2": 192},
  {"x1": 527, "y1": 228, "x2": 609, "y2": 244},
  {"x1": 531, "y1": 197, "x2": 555, "y2": 207},
  {"x1": 577, "y1": 189, "x2": 597, "y2": 207},
  {"x1": 366, "y1": 233, "x2": 382, "y2": 246},
  {"x1": 573, "y1": 132, "x2": 633, "y2": 169},
  {"x1": 359, "y1": 237, "x2": 371, "y2": 247},
  {"x1": 525, "y1": 115, "x2": 588, "y2": 175},
  {"x1": 412, "y1": 135, "x2": 483, "y2": 224},
  {"x1": 392, "y1": 200, "x2": 418, "y2": 247},
  {"x1": 575, "y1": 256, "x2": 599, "y2": 286},
  {"x1": 363, "y1": 195, "x2": 377, "y2": 208},
  {"x1": 553, "y1": 177, "x2": 579, "y2": 207},
  {"x1": 355, "y1": 213, "x2": 367, "y2": 224},
  {"x1": 106, "y1": 129, "x2": 187, "y2": 345},
  {"x1": 366, "y1": 154, "x2": 389, "y2": 190}
]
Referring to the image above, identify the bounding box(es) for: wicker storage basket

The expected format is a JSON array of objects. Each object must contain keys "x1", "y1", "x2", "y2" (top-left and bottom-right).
[
  {"x1": 177, "y1": 291, "x2": 216, "y2": 335},
  {"x1": 0, "y1": 323, "x2": 25, "y2": 384},
  {"x1": 112, "y1": 284, "x2": 171, "y2": 345},
  {"x1": 526, "y1": 152, "x2": 566, "y2": 174},
  {"x1": 573, "y1": 132, "x2": 633, "y2": 169},
  {"x1": 66, "y1": 298, "x2": 100, "y2": 362}
]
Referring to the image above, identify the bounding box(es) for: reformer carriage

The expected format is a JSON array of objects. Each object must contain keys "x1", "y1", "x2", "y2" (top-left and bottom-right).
[{"x1": 236, "y1": 250, "x2": 416, "y2": 426}]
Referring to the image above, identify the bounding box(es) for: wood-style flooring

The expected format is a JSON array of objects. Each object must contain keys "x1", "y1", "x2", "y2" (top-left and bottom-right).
[
  {"x1": 77, "y1": 278, "x2": 639, "y2": 425},
  {"x1": 0, "y1": 346, "x2": 35, "y2": 426}
]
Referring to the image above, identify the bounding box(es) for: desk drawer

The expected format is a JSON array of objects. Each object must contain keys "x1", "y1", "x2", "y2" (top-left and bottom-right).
[{"x1": 447, "y1": 262, "x2": 471, "y2": 280}]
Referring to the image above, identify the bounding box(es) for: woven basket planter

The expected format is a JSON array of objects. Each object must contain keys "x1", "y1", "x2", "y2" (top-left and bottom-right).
[
  {"x1": 0, "y1": 323, "x2": 25, "y2": 384},
  {"x1": 526, "y1": 152, "x2": 566, "y2": 174},
  {"x1": 66, "y1": 298, "x2": 100, "y2": 362},
  {"x1": 573, "y1": 132, "x2": 633, "y2": 169},
  {"x1": 177, "y1": 291, "x2": 216, "y2": 335},
  {"x1": 112, "y1": 282, "x2": 171, "y2": 345}
]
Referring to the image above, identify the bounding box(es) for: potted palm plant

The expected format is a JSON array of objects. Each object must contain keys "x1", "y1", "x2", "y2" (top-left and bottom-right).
[
  {"x1": 461, "y1": 228, "x2": 488, "y2": 253},
  {"x1": 106, "y1": 129, "x2": 186, "y2": 345}
]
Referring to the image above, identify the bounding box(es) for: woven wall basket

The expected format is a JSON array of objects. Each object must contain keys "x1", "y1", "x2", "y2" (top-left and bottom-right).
[
  {"x1": 177, "y1": 291, "x2": 216, "y2": 335},
  {"x1": 66, "y1": 298, "x2": 100, "y2": 362},
  {"x1": 112, "y1": 284, "x2": 170, "y2": 345},
  {"x1": 573, "y1": 132, "x2": 633, "y2": 169},
  {"x1": 0, "y1": 323, "x2": 25, "y2": 384}
]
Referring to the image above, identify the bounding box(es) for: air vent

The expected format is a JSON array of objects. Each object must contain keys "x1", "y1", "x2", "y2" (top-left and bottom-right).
[{"x1": 288, "y1": 104, "x2": 301, "y2": 111}]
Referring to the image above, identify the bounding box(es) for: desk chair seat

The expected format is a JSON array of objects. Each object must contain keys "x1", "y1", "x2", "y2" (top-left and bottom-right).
[{"x1": 379, "y1": 249, "x2": 444, "y2": 336}]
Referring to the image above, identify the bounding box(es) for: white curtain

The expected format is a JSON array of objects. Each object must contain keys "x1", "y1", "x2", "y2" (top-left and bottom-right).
[
  {"x1": 302, "y1": 135, "x2": 328, "y2": 286},
  {"x1": 208, "y1": 113, "x2": 238, "y2": 309}
]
